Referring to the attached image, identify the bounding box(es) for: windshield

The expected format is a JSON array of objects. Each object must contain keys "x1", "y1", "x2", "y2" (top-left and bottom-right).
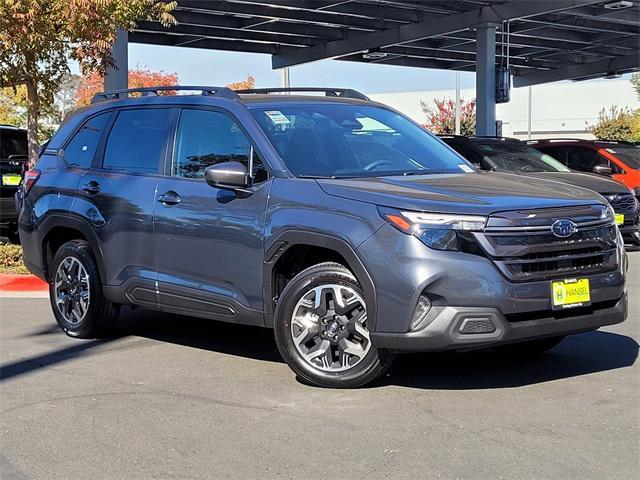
[
  {"x1": 605, "y1": 146, "x2": 640, "y2": 170},
  {"x1": 249, "y1": 103, "x2": 473, "y2": 178},
  {"x1": 476, "y1": 142, "x2": 570, "y2": 173}
]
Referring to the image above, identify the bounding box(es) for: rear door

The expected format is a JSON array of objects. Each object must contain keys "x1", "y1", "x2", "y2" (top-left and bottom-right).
[
  {"x1": 78, "y1": 107, "x2": 176, "y2": 306},
  {"x1": 153, "y1": 107, "x2": 271, "y2": 325}
]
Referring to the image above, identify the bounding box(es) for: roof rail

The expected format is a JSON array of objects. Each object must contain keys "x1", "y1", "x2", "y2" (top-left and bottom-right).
[
  {"x1": 526, "y1": 138, "x2": 584, "y2": 143},
  {"x1": 235, "y1": 87, "x2": 370, "y2": 101},
  {"x1": 90, "y1": 85, "x2": 239, "y2": 103}
]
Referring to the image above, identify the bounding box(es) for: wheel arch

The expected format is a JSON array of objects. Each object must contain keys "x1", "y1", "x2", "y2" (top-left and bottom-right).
[
  {"x1": 39, "y1": 214, "x2": 105, "y2": 283},
  {"x1": 263, "y1": 231, "x2": 377, "y2": 330}
]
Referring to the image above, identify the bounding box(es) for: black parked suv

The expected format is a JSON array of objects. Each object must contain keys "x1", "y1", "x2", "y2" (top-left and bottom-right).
[
  {"x1": 440, "y1": 135, "x2": 640, "y2": 245},
  {"x1": 18, "y1": 87, "x2": 628, "y2": 388},
  {"x1": 1, "y1": 125, "x2": 28, "y2": 241}
]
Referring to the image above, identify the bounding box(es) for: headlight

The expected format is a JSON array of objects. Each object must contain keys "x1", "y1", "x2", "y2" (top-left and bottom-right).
[
  {"x1": 379, "y1": 207, "x2": 487, "y2": 251},
  {"x1": 600, "y1": 205, "x2": 615, "y2": 221}
]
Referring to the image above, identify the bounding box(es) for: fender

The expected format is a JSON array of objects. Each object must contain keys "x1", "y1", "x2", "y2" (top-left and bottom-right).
[
  {"x1": 262, "y1": 230, "x2": 378, "y2": 331},
  {"x1": 37, "y1": 213, "x2": 107, "y2": 283}
]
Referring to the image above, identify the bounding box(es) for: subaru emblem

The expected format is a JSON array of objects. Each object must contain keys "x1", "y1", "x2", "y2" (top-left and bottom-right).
[{"x1": 551, "y1": 219, "x2": 578, "y2": 238}]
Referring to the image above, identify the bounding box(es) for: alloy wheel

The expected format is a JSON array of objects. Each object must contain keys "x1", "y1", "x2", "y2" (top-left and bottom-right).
[
  {"x1": 290, "y1": 284, "x2": 371, "y2": 372},
  {"x1": 54, "y1": 256, "x2": 90, "y2": 325}
]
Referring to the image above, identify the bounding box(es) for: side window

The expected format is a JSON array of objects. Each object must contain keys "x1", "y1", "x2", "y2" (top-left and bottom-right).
[
  {"x1": 63, "y1": 112, "x2": 111, "y2": 167},
  {"x1": 103, "y1": 108, "x2": 173, "y2": 174},
  {"x1": 606, "y1": 158, "x2": 624, "y2": 174},
  {"x1": 538, "y1": 146, "x2": 566, "y2": 164},
  {"x1": 565, "y1": 147, "x2": 603, "y2": 173},
  {"x1": 173, "y1": 109, "x2": 268, "y2": 183}
]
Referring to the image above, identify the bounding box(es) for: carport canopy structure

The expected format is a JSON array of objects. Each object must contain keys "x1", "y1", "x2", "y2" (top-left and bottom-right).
[{"x1": 106, "y1": 0, "x2": 640, "y2": 136}]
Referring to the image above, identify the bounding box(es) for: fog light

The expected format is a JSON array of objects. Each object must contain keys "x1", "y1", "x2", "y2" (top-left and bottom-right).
[
  {"x1": 410, "y1": 295, "x2": 432, "y2": 329},
  {"x1": 459, "y1": 318, "x2": 496, "y2": 334}
]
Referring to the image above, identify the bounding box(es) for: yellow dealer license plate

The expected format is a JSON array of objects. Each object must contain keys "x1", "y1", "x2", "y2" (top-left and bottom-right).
[
  {"x1": 614, "y1": 213, "x2": 624, "y2": 225},
  {"x1": 551, "y1": 278, "x2": 591, "y2": 310},
  {"x1": 1, "y1": 173, "x2": 21, "y2": 186}
]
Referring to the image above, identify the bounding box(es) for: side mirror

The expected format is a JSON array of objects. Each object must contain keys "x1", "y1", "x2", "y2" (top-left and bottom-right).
[
  {"x1": 205, "y1": 161, "x2": 251, "y2": 193},
  {"x1": 593, "y1": 164, "x2": 612, "y2": 176}
]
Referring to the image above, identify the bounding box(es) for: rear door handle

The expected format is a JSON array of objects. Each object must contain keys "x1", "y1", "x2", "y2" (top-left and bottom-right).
[
  {"x1": 81, "y1": 181, "x2": 100, "y2": 195},
  {"x1": 158, "y1": 191, "x2": 181, "y2": 206}
]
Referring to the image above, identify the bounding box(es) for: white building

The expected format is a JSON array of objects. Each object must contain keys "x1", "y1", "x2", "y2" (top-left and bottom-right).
[{"x1": 369, "y1": 78, "x2": 639, "y2": 140}]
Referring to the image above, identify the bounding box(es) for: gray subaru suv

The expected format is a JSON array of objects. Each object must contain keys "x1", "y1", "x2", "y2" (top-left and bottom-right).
[{"x1": 18, "y1": 86, "x2": 628, "y2": 388}]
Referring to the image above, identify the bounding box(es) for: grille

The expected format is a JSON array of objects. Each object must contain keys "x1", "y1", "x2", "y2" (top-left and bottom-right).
[
  {"x1": 606, "y1": 193, "x2": 637, "y2": 214},
  {"x1": 474, "y1": 221, "x2": 618, "y2": 282}
]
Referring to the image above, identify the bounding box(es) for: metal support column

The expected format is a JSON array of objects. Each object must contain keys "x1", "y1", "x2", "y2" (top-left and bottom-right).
[
  {"x1": 454, "y1": 71, "x2": 461, "y2": 135},
  {"x1": 104, "y1": 30, "x2": 128, "y2": 91},
  {"x1": 475, "y1": 23, "x2": 497, "y2": 136}
]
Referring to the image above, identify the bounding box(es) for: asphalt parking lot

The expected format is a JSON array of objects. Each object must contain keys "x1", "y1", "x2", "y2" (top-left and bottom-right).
[{"x1": 0, "y1": 254, "x2": 638, "y2": 480}]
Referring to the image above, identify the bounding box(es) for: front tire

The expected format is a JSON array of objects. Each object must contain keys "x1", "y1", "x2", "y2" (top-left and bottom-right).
[
  {"x1": 274, "y1": 262, "x2": 393, "y2": 388},
  {"x1": 49, "y1": 240, "x2": 119, "y2": 338}
]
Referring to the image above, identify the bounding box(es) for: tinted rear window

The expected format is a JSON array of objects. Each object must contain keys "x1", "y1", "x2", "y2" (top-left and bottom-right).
[
  {"x1": 103, "y1": 109, "x2": 173, "y2": 174},
  {"x1": 1, "y1": 130, "x2": 28, "y2": 159},
  {"x1": 64, "y1": 112, "x2": 111, "y2": 167}
]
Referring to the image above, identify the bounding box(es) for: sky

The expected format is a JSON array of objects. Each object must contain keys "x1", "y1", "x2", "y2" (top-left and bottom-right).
[{"x1": 70, "y1": 42, "x2": 477, "y2": 95}]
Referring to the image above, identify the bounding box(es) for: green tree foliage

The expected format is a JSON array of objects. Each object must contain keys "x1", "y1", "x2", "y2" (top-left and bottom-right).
[
  {"x1": 0, "y1": 0, "x2": 176, "y2": 165},
  {"x1": 631, "y1": 73, "x2": 640, "y2": 101},
  {"x1": 589, "y1": 106, "x2": 639, "y2": 142}
]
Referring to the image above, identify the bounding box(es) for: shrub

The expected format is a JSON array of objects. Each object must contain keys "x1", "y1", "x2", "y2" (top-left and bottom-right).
[
  {"x1": 420, "y1": 97, "x2": 476, "y2": 136},
  {"x1": 589, "y1": 106, "x2": 639, "y2": 141},
  {"x1": 0, "y1": 243, "x2": 29, "y2": 274}
]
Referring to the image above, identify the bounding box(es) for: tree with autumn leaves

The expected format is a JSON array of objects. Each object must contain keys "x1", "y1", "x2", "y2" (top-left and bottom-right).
[
  {"x1": 0, "y1": 0, "x2": 177, "y2": 165},
  {"x1": 421, "y1": 97, "x2": 476, "y2": 136},
  {"x1": 75, "y1": 68, "x2": 179, "y2": 106}
]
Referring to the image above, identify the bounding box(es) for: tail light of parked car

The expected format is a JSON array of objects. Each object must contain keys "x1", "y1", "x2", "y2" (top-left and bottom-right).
[{"x1": 23, "y1": 169, "x2": 40, "y2": 194}]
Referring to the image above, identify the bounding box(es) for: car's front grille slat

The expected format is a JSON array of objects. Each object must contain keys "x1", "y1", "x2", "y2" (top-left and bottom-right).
[
  {"x1": 607, "y1": 193, "x2": 637, "y2": 213},
  {"x1": 474, "y1": 216, "x2": 618, "y2": 282}
]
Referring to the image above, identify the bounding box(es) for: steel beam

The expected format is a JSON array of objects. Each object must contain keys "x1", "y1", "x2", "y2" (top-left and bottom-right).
[
  {"x1": 271, "y1": 1, "x2": 602, "y2": 68},
  {"x1": 513, "y1": 52, "x2": 640, "y2": 87}
]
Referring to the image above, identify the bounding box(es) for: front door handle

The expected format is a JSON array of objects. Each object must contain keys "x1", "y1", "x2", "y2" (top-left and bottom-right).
[
  {"x1": 81, "y1": 181, "x2": 100, "y2": 195},
  {"x1": 158, "y1": 191, "x2": 181, "y2": 206}
]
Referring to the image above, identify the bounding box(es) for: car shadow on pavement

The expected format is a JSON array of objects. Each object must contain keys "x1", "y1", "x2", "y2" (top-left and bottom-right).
[
  {"x1": 6, "y1": 307, "x2": 634, "y2": 389},
  {"x1": 0, "y1": 338, "x2": 116, "y2": 382},
  {"x1": 117, "y1": 306, "x2": 284, "y2": 364},
  {"x1": 117, "y1": 307, "x2": 638, "y2": 390},
  {"x1": 383, "y1": 330, "x2": 638, "y2": 390}
]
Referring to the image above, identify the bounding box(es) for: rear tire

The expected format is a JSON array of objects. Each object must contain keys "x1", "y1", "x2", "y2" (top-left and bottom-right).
[
  {"x1": 497, "y1": 336, "x2": 566, "y2": 356},
  {"x1": 49, "y1": 240, "x2": 119, "y2": 338},
  {"x1": 274, "y1": 262, "x2": 393, "y2": 388}
]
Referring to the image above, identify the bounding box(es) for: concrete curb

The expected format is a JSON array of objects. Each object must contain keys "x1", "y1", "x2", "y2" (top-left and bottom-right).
[{"x1": 0, "y1": 274, "x2": 48, "y2": 292}]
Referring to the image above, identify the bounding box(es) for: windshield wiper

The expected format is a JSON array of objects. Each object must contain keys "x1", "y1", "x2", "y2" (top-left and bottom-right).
[{"x1": 297, "y1": 174, "x2": 337, "y2": 179}]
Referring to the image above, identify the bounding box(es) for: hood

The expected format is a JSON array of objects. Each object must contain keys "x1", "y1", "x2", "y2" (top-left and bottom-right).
[
  {"x1": 514, "y1": 171, "x2": 629, "y2": 194},
  {"x1": 316, "y1": 171, "x2": 604, "y2": 216}
]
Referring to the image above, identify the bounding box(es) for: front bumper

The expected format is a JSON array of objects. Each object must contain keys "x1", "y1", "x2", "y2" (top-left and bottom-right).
[
  {"x1": 370, "y1": 293, "x2": 627, "y2": 351},
  {"x1": 356, "y1": 220, "x2": 627, "y2": 350},
  {"x1": 619, "y1": 223, "x2": 640, "y2": 245}
]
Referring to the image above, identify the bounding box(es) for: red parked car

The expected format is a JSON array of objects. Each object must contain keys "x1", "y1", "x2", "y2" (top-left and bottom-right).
[{"x1": 528, "y1": 139, "x2": 640, "y2": 199}]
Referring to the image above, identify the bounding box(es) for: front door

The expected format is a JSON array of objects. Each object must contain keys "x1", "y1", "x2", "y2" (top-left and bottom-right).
[{"x1": 154, "y1": 108, "x2": 271, "y2": 325}]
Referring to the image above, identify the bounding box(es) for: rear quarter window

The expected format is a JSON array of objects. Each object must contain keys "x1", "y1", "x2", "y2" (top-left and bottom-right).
[{"x1": 63, "y1": 112, "x2": 111, "y2": 167}]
